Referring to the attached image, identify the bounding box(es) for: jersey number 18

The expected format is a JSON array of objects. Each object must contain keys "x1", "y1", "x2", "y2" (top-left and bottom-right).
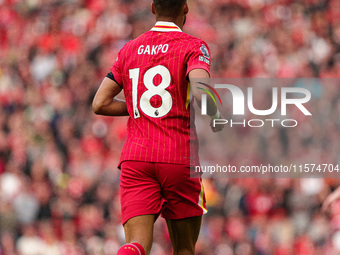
[{"x1": 129, "y1": 65, "x2": 173, "y2": 119}]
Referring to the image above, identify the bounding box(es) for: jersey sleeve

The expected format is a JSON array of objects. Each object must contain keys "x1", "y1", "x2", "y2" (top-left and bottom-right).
[
  {"x1": 110, "y1": 51, "x2": 123, "y2": 87},
  {"x1": 186, "y1": 40, "x2": 211, "y2": 76}
]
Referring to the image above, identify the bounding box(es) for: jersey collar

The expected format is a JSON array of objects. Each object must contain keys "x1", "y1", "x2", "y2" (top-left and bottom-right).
[{"x1": 151, "y1": 21, "x2": 182, "y2": 32}]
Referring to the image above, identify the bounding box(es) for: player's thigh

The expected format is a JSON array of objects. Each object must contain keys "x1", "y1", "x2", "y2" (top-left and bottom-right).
[
  {"x1": 166, "y1": 216, "x2": 202, "y2": 255},
  {"x1": 157, "y1": 163, "x2": 206, "y2": 219}
]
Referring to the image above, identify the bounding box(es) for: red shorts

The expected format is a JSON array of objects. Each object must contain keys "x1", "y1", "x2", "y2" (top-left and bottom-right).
[{"x1": 120, "y1": 161, "x2": 207, "y2": 225}]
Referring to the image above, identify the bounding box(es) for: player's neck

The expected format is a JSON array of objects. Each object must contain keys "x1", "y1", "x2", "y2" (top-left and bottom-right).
[{"x1": 156, "y1": 17, "x2": 184, "y2": 30}]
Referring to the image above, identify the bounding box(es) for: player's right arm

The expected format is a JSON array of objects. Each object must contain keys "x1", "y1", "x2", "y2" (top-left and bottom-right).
[{"x1": 92, "y1": 77, "x2": 129, "y2": 116}]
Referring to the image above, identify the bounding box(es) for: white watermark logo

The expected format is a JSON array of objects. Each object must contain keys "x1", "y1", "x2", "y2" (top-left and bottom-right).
[{"x1": 200, "y1": 85, "x2": 312, "y2": 128}]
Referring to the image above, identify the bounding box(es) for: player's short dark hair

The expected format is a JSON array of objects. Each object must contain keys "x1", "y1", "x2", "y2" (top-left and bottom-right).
[{"x1": 153, "y1": 0, "x2": 186, "y2": 18}]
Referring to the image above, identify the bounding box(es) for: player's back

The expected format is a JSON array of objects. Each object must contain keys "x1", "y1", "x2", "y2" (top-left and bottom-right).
[{"x1": 111, "y1": 22, "x2": 211, "y2": 166}]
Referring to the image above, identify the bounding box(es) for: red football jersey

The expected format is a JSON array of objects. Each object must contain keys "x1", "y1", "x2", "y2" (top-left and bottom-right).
[{"x1": 110, "y1": 21, "x2": 211, "y2": 167}]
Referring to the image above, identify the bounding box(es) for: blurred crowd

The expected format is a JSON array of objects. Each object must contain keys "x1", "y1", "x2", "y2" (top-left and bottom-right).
[{"x1": 1, "y1": 0, "x2": 340, "y2": 254}]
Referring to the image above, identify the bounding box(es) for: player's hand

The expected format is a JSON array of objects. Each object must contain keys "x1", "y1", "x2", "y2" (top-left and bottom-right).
[
  {"x1": 210, "y1": 117, "x2": 225, "y2": 132},
  {"x1": 322, "y1": 187, "x2": 340, "y2": 212}
]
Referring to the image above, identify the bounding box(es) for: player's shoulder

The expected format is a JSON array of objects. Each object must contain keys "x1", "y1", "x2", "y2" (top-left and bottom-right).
[
  {"x1": 181, "y1": 32, "x2": 206, "y2": 42},
  {"x1": 181, "y1": 32, "x2": 205, "y2": 42},
  {"x1": 179, "y1": 33, "x2": 210, "y2": 50}
]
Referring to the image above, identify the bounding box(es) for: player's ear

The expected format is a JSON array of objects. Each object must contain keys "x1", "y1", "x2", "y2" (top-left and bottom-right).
[
  {"x1": 183, "y1": 2, "x2": 189, "y2": 15},
  {"x1": 151, "y1": 2, "x2": 156, "y2": 15}
]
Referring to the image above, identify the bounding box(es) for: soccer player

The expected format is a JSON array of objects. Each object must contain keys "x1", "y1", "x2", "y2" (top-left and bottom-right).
[{"x1": 92, "y1": 1, "x2": 221, "y2": 254}]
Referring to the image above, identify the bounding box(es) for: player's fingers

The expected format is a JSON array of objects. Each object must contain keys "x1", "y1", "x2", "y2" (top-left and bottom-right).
[
  {"x1": 211, "y1": 125, "x2": 223, "y2": 132},
  {"x1": 215, "y1": 127, "x2": 222, "y2": 132}
]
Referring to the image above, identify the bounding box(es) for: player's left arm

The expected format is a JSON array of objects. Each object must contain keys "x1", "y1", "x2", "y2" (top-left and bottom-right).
[
  {"x1": 189, "y1": 69, "x2": 224, "y2": 132},
  {"x1": 187, "y1": 40, "x2": 224, "y2": 132},
  {"x1": 92, "y1": 77, "x2": 129, "y2": 116},
  {"x1": 187, "y1": 41, "x2": 219, "y2": 116},
  {"x1": 189, "y1": 69, "x2": 216, "y2": 116}
]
